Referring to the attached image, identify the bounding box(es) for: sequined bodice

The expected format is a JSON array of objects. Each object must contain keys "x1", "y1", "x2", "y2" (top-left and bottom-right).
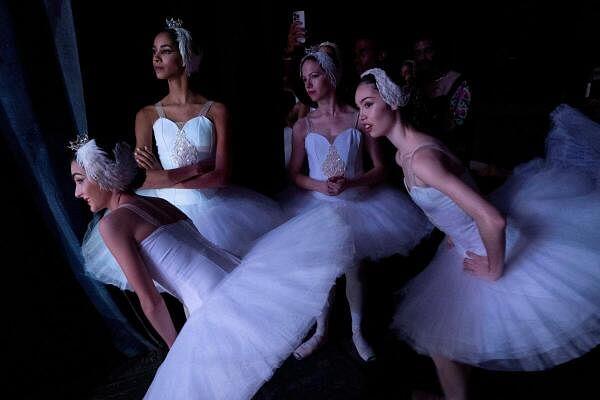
[
  {"x1": 152, "y1": 102, "x2": 215, "y2": 169},
  {"x1": 304, "y1": 128, "x2": 364, "y2": 181}
]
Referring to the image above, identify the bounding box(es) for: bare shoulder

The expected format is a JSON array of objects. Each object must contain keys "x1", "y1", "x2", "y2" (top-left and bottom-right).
[
  {"x1": 207, "y1": 101, "x2": 227, "y2": 117},
  {"x1": 99, "y1": 209, "x2": 135, "y2": 239},
  {"x1": 137, "y1": 105, "x2": 157, "y2": 119},
  {"x1": 136, "y1": 105, "x2": 158, "y2": 126},
  {"x1": 292, "y1": 116, "x2": 309, "y2": 138},
  {"x1": 411, "y1": 146, "x2": 449, "y2": 181}
]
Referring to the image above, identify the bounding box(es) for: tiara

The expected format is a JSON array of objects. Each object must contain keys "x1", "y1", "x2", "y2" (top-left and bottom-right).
[
  {"x1": 166, "y1": 17, "x2": 184, "y2": 30},
  {"x1": 67, "y1": 132, "x2": 90, "y2": 151}
]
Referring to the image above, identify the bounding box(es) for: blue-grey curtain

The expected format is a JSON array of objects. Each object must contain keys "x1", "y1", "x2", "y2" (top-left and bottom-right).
[{"x1": 0, "y1": 0, "x2": 154, "y2": 356}]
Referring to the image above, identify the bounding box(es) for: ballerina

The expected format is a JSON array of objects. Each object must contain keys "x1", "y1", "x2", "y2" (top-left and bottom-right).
[
  {"x1": 355, "y1": 67, "x2": 600, "y2": 399},
  {"x1": 82, "y1": 18, "x2": 285, "y2": 290},
  {"x1": 283, "y1": 51, "x2": 432, "y2": 361},
  {"x1": 70, "y1": 135, "x2": 354, "y2": 399}
]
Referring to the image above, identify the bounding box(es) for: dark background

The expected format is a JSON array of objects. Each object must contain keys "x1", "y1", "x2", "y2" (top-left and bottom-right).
[{"x1": 3, "y1": 0, "x2": 599, "y2": 398}]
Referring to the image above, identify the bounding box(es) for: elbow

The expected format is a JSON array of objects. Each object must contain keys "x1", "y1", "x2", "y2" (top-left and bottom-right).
[
  {"x1": 140, "y1": 294, "x2": 164, "y2": 316},
  {"x1": 288, "y1": 170, "x2": 298, "y2": 184},
  {"x1": 487, "y1": 211, "x2": 506, "y2": 232},
  {"x1": 214, "y1": 169, "x2": 230, "y2": 188},
  {"x1": 372, "y1": 165, "x2": 386, "y2": 184}
]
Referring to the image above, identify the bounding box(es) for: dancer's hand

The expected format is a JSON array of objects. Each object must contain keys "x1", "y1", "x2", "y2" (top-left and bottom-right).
[
  {"x1": 327, "y1": 176, "x2": 347, "y2": 196},
  {"x1": 135, "y1": 146, "x2": 162, "y2": 170},
  {"x1": 463, "y1": 251, "x2": 502, "y2": 281}
]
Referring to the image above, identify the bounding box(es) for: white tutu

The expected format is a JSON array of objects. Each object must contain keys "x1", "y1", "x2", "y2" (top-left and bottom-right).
[
  {"x1": 144, "y1": 205, "x2": 355, "y2": 399},
  {"x1": 139, "y1": 185, "x2": 285, "y2": 256},
  {"x1": 394, "y1": 104, "x2": 600, "y2": 371},
  {"x1": 82, "y1": 186, "x2": 285, "y2": 290},
  {"x1": 544, "y1": 103, "x2": 600, "y2": 180},
  {"x1": 281, "y1": 185, "x2": 432, "y2": 260}
]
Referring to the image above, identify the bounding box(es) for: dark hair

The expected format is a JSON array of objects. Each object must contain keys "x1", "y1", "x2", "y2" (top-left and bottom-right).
[
  {"x1": 160, "y1": 28, "x2": 180, "y2": 48},
  {"x1": 155, "y1": 21, "x2": 202, "y2": 76}
]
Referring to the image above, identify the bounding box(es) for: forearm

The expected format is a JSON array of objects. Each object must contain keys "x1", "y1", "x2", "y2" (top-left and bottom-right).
[
  {"x1": 141, "y1": 164, "x2": 201, "y2": 189},
  {"x1": 477, "y1": 218, "x2": 506, "y2": 277},
  {"x1": 172, "y1": 169, "x2": 228, "y2": 189},
  {"x1": 291, "y1": 173, "x2": 325, "y2": 192},
  {"x1": 347, "y1": 166, "x2": 385, "y2": 188},
  {"x1": 142, "y1": 297, "x2": 178, "y2": 348}
]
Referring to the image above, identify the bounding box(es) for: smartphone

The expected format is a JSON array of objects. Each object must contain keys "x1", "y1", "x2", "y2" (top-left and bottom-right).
[{"x1": 292, "y1": 10, "x2": 306, "y2": 44}]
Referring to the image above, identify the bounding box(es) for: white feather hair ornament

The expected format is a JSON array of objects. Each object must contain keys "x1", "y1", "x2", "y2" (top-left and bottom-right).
[
  {"x1": 69, "y1": 134, "x2": 138, "y2": 191},
  {"x1": 300, "y1": 51, "x2": 340, "y2": 88},
  {"x1": 166, "y1": 17, "x2": 199, "y2": 76},
  {"x1": 361, "y1": 68, "x2": 410, "y2": 108}
]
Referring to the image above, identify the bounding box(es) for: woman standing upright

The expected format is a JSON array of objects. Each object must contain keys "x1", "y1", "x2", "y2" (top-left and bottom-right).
[
  {"x1": 83, "y1": 18, "x2": 285, "y2": 289},
  {"x1": 283, "y1": 51, "x2": 432, "y2": 361}
]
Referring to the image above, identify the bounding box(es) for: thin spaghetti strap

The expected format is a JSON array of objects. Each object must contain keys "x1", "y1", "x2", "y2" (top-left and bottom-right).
[
  {"x1": 118, "y1": 203, "x2": 162, "y2": 227},
  {"x1": 137, "y1": 196, "x2": 181, "y2": 222},
  {"x1": 305, "y1": 114, "x2": 313, "y2": 134},
  {"x1": 403, "y1": 142, "x2": 455, "y2": 189},
  {"x1": 199, "y1": 101, "x2": 214, "y2": 117},
  {"x1": 155, "y1": 102, "x2": 166, "y2": 119}
]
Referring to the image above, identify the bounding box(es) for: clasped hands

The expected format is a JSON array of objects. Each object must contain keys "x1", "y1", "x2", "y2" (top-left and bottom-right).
[{"x1": 323, "y1": 175, "x2": 347, "y2": 196}]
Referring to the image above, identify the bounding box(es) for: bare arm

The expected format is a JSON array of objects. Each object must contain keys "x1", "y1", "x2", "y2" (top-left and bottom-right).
[
  {"x1": 288, "y1": 117, "x2": 328, "y2": 194},
  {"x1": 171, "y1": 102, "x2": 230, "y2": 189},
  {"x1": 134, "y1": 107, "x2": 206, "y2": 189},
  {"x1": 347, "y1": 133, "x2": 386, "y2": 188},
  {"x1": 99, "y1": 213, "x2": 177, "y2": 347},
  {"x1": 412, "y1": 149, "x2": 506, "y2": 280}
]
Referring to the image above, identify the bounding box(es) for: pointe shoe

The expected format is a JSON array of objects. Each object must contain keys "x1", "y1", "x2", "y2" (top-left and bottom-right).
[
  {"x1": 294, "y1": 333, "x2": 326, "y2": 360},
  {"x1": 352, "y1": 332, "x2": 376, "y2": 362}
]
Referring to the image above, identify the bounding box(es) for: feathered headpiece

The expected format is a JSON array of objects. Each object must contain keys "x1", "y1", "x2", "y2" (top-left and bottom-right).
[
  {"x1": 361, "y1": 68, "x2": 410, "y2": 108},
  {"x1": 69, "y1": 133, "x2": 138, "y2": 191},
  {"x1": 165, "y1": 17, "x2": 199, "y2": 76},
  {"x1": 300, "y1": 50, "x2": 340, "y2": 88}
]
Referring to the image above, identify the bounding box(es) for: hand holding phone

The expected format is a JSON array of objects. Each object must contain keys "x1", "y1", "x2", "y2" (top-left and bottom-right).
[{"x1": 292, "y1": 10, "x2": 306, "y2": 44}]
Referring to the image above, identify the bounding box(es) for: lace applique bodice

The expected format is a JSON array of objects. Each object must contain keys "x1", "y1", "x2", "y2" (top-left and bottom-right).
[
  {"x1": 304, "y1": 113, "x2": 363, "y2": 182},
  {"x1": 171, "y1": 126, "x2": 201, "y2": 167},
  {"x1": 153, "y1": 101, "x2": 215, "y2": 169},
  {"x1": 321, "y1": 144, "x2": 346, "y2": 178},
  {"x1": 305, "y1": 129, "x2": 363, "y2": 181}
]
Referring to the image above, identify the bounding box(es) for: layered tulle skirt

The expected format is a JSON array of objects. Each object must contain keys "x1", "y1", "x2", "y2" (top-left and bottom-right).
[
  {"x1": 393, "y1": 104, "x2": 600, "y2": 371},
  {"x1": 145, "y1": 205, "x2": 355, "y2": 399},
  {"x1": 281, "y1": 185, "x2": 432, "y2": 260}
]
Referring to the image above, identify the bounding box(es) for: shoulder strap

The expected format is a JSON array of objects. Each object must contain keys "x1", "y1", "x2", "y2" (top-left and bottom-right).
[
  {"x1": 305, "y1": 114, "x2": 313, "y2": 134},
  {"x1": 118, "y1": 203, "x2": 162, "y2": 227},
  {"x1": 199, "y1": 101, "x2": 214, "y2": 117},
  {"x1": 402, "y1": 142, "x2": 457, "y2": 188},
  {"x1": 155, "y1": 102, "x2": 166, "y2": 119}
]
